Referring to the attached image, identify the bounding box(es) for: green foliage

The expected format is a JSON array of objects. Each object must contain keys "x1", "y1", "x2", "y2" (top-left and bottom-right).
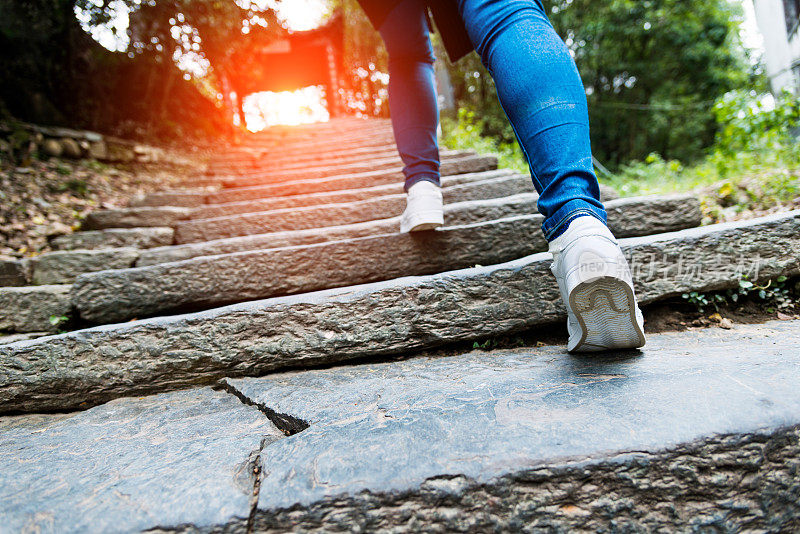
[
  {"x1": 437, "y1": 0, "x2": 757, "y2": 168},
  {"x1": 333, "y1": 0, "x2": 390, "y2": 117},
  {"x1": 55, "y1": 164, "x2": 72, "y2": 176},
  {"x1": 681, "y1": 291, "x2": 726, "y2": 313},
  {"x1": 682, "y1": 275, "x2": 796, "y2": 313},
  {"x1": 48, "y1": 314, "x2": 70, "y2": 330},
  {"x1": 603, "y1": 90, "x2": 800, "y2": 209},
  {"x1": 440, "y1": 109, "x2": 528, "y2": 173}
]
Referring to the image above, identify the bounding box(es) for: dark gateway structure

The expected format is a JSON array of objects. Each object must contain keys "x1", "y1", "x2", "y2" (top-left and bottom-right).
[{"x1": 220, "y1": 15, "x2": 345, "y2": 124}]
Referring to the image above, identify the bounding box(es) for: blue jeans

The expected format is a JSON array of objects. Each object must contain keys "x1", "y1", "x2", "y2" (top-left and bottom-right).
[{"x1": 378, "y1": 0, "x2": 607, "y2": 241}]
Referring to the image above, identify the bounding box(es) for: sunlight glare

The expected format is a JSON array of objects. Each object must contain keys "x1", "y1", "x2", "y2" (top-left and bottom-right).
[
  {"x1": 243, "y1": 87, "x2": 329, "y2": 131},
  {"x1": 275, "y1": 0, "x2": 330, "y2": 31}
]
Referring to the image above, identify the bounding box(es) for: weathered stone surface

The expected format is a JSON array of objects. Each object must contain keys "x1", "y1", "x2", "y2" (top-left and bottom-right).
[
  {"x1": 3, "y1": 211, "x2": 799, "y2": 413},
  {"x1": 175, "y1": 191, "x2": 531, "y2": 244},
  {"x1": 81, "y1": 206, "x2": 192, "y2": 230},
  {"x1": 41, "y1": 138, "x2": 63, "y2": 157},
  {"x1": 86, "y1": 140, "x2": 107, "y2": 160},
  {"x1": 0, "y1": 256, "x2": 28, "y2": 286},
  {"x1": 212, "y1": 321, "x2": 800, "y2": 530},
  {"x1": 81, "y1": 195, "x2": 699, "y2": 322},
  {"x1": 0, "y1": 332, "x2": 50, "y2": 345},
  {"x1": 217, "y1": 427, "x2": 800, "y2": 533},
  {"x1": 136, "y1": 180, "x2": 616, "y2": 266},
  {"x1": 60, "y1": 137, "x2": 82, "y2": 158},
  {"x1": 0, "y1": 285, "x2": 71, "y2": 333},
  {"x1": 78, "y1": 216, "x2": 545, "y2": 322},
  {"x1": 210, "y1": 147, "x2": 469, "y2": 172},
  {"x1": 130, "y1": 191, "x2": 207, "y2": 208},
  {"x1": 0, "y1": 387, "x2": 284, "y2": 533},
  {"x1": 192, "y1": 173, "x2": 533, "y2": 220},
  {"x1": 138, "y1": 219, "x2": 402, "y2": 266},
  {"x1": 209, "y1": 132, "x2": 394, "y2": 172},
  {"x1": 213, "y1": 150, "x2": 473, "y2": 184},
  {"x1": 206, "y1": 168, "x2": 513, "y2": 205},
  {"x1": 220, "y1": 155, "x2": 498, "y2": 192},
  {"x1": 30, "y1": 248, "x2": 139, "y2": 284},
  {"x1": 50, "y1": 227, "x2": 175, "y2": 250},
  {"x1": 179, "y1": 191, "x2": 695, "y2": 245}
]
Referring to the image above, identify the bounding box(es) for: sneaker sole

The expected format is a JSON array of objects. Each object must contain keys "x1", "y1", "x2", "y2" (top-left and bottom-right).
[
  {"x1": 568, "y1": 276, "x2": 646, "y2": 352},
  {"x1": 400, "y1": 210, "x2": 444, "y2": 233}
]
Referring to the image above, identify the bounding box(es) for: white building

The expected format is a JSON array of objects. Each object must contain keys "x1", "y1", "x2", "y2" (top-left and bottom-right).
[{"x1": 753, "y1": 0, "x2": 800, "y2": 93}]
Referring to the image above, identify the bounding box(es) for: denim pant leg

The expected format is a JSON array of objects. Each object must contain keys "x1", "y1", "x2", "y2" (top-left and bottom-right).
[
  {"x1": 378, "y1": 0, "x2": 441, "y2": 192},
  {"x1": 457, "y1": 0, "x2": 607, "y2": 240}
]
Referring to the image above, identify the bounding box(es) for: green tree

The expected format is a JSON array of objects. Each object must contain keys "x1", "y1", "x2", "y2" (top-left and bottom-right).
[{"x1": 438, "y1": 0, "x2": 760, "y2": 167}]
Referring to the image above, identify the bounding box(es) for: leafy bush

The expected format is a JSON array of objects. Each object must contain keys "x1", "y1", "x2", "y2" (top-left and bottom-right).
[{"x1": 605, "y1": 90, "x2": 800, "y2": 204}]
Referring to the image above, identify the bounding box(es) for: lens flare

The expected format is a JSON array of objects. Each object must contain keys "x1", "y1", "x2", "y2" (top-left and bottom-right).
[{"x1": 243, "y1": 87, "x2": 330, "y2": 131}]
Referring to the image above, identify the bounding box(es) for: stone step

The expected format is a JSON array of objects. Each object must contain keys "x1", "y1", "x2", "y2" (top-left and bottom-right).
[
  {"x1": 4, "y1": 210, "x2": 795, "y2": 412},
  {"x1": 0, "y1": 387, "x2": 284, "y2": 533},
  {"x1": 2, "y1": 321, "x2": 798, "y2": 531},
  {"x1": 208, "y1": 148, "x2": 471, "y2": 176},
  {"x1": 191, "y1": 173, "x2": 536, "y2": 220},
  {"x1": 50, "y1": 227, "x2": 175, "y2": 250},
  {"x1": 75, "y1": 194, "x2": 701, "y2": 324},
  {"x1": 136, "y1": 191, "x2": 686, "y2": 267},
  {"x1": 206, "y1": 168, "x2": 513, "y2": 205},
  {"x1": 81, "y1": 206, "x2": 192, "y2": 231},
  {"x1": 221, "y1": 154, "x2": 498, "y2": 189},
  {"x1": 176, "y1": 188, "x2": 688, "y2": 245},
  {"x1": 0, "y1": 256, "x2": 28, "y2": 286},
  {"x1": 129, "y1": 191, "x2": 209, "y2": 208},
  {"x1": 209, "y1": 134, "x2": 399, "y2": 173},
  {"x1": 184, "y1": 155, "x2": 499, "y2": 192},
  {"x1": 190, "y1": 177, "x2": 618, "y2": 223},
  {"x1": 228, "y1": 122, "x2": 393, "y2": 146},
  {"x1": 175, "y1": 189, "x2": 538, "y2": 244},
  {"x1": 233, "y1": 119, "x2": 392, "y2": 146},
  {"x1": 130, "y1": 169, "x2": 516, "y2": 209},
  {"x1": 106, "y1": 159, "x2": 500, "y2": 226},
  {"x1": 0, "y1": 285, "x2": 72, "y2": 333},
  {"x1": 210, "y1": 144, "x2": 401, "y2": 169},
  {"x1": 29, "y1": 248, "x2": 139, "y2": 284}
]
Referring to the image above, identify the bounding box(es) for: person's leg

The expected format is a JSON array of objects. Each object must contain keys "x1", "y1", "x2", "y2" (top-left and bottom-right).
[
  {"x1": 457, "y1": 0, "x2": 645, "y2": 352},
  {"x1": 456, "y1": 0, "x2": 605, "y2": 241},
  {"x1": 378, "y1": 0, "x2": 440, "y2": 192}
]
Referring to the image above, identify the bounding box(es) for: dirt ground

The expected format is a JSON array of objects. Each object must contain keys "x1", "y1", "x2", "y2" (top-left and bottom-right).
[{"x1": 0, "y1": 151, "x2": 208, "y2": 258}]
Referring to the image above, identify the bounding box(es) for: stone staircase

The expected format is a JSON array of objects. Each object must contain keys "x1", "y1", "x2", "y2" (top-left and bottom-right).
[{"x1": 2, "y1": 117, "x2": 799, "y2": 532}]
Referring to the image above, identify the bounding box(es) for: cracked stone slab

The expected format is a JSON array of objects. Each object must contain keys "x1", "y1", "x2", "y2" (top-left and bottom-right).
[
  {"x1": 81, "y1": 206, "x2": 192, "y2": 230},
  {"x1": 0, "y1": 387, "x2": 284, "y2": 533},
  {"x1": 50, "y1": 227, "x2": 175, "y2": 250},
  {"x1": 214, "y1": 155, "x2": 498, "y2": 198},
  {"x1": 206, "y1": 168, "x2": 514, "y2": 205},
  {"x1": 77, "y1": 194, "x2": 700, "y2": 323},
  {"x1": 3, "y1": 211, "x2": 799, "y2": 413},
  {"x1": 213, "y1": 320, "x2": 800, "y2": 531},
  {"x1": 0, "y1": 285, "x2": 71, "y2": 333},
  {"x1": 29, "y1": 248, "x2": 140, "y2": 284}
]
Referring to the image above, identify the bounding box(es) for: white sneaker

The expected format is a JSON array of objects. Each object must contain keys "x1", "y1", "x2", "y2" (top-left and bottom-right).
[
  {"x1": 548, "y1": 215, "x2": 646, "y2": 352},
  {"x1": 400, "y1": 180, "x2": 444, "y2": 233}
]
